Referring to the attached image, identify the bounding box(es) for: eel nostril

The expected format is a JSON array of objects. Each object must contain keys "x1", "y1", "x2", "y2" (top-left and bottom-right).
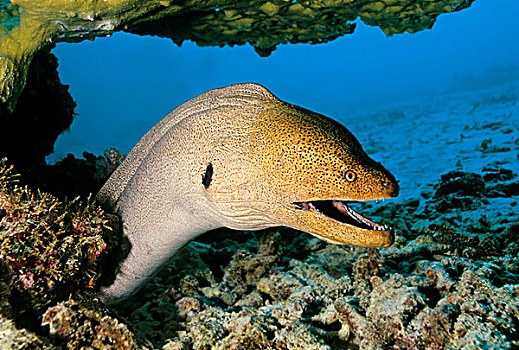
[{"x1": 382, "y1": 180, "x2": 399, "y2": 197}]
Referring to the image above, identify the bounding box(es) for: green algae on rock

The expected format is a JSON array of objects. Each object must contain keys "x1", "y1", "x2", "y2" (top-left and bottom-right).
[
  {"x1": 0, "y1": 2, "x2": 19, "y2": 36},
  {"x1": 0, "y1": 0, "x2": 475, "y2": 113}
]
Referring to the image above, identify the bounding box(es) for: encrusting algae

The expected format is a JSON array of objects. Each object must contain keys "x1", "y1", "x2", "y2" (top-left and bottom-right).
[
  {"x1": 41, "y1": 299, "x2": 134, "y2": 349},
  {"x1": 0, "y1": 158, "x2": 116, "y2": 310},
  {"x1": 0, "y1": 0, "x2": 475, "y2": 114},
  {"x1": 0, "y1": 157, "x2": 135, "y2": 348}
]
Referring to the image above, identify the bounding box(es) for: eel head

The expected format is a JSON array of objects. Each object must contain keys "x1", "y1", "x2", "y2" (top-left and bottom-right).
[{"x1": 254, "y1": 102, "x2": 399, "y2": 248}]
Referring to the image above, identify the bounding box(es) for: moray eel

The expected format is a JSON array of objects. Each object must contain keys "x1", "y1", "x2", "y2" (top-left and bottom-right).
[{"x1": 97, "y1": 83, "x2": 399, "y2": 303}]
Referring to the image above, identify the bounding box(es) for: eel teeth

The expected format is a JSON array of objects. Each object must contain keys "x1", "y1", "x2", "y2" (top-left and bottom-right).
[{"x1": 293, "y1": 200, "x2": 393, "y2": 232}]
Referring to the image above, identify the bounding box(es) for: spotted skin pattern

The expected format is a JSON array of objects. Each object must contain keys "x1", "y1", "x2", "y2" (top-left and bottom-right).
[{"x1": 96, "y1": 83, "x2": 399, "y2": 303}]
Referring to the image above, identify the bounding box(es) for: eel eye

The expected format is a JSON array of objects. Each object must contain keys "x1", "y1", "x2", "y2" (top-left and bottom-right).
[{"x1": 344, "y1": 170, "x2": 357, "y2": 182}]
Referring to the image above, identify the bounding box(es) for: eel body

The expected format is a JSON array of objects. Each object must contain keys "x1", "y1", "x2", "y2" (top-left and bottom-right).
[{"x1": 96, "y1": 83, "x2": 399, "y2": 303}]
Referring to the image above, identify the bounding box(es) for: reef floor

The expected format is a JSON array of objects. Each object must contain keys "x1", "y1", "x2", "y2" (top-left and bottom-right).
[{"x1": 1, "y1": 82, "x2": 518, "y2": 349}]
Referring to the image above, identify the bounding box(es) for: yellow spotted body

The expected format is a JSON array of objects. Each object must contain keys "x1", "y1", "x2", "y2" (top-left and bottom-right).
[{"x1": 97, "y1": 83, "x2": 399, "y2": 303}]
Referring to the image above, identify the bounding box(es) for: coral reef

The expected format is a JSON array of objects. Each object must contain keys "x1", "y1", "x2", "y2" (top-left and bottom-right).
[
  {"x1": 42, "y1": 299, "x2": 134, "y2": 349},
  {"x1": 0, "y1": 84, "x2": 517, "y2": 348},
  {"x1": 132, "y1": 0, "x2": 474, "y2": 57},
  {"x1": 0, "y1": 158, "x2": 121, "y2": 319},
  {"x1": 0, "y1": 156, "x2": 137, "y2": 348},
  {"x1": 0, "y1": 0, "x2": 475, "y2": 113}
]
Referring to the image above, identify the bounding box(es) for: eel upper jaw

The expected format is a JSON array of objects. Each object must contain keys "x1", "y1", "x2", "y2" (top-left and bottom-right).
[{"x1": 291, "y1": 200, "x2": 393, "y2": 232}]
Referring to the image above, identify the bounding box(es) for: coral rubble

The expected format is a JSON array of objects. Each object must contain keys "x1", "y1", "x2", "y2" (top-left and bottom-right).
[{"x1": 42, "y1": 299, "x2": 134, "y2": 349}]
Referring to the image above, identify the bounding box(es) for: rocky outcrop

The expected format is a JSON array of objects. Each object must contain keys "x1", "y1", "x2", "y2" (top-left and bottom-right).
[
  {"x1": 0, "y1": 49, "x2": 75, "y2": 168},
  {"x1": 1, "y1": 0, "x2": 475, "y2": 114}
]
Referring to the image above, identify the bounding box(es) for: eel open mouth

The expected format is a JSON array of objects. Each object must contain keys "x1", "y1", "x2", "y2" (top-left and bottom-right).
[{"x1": 292, "y1": 200, "x2": 392, "y2": 232}]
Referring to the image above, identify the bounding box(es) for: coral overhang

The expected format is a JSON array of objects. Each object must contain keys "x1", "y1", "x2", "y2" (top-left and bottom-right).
[{"x1": 0, "y1": 0, "x2": 475, "y2": 113}]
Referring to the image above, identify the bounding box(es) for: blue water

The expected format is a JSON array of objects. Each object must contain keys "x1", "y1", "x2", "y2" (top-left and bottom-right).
[{"x1": 49, "y1": 0, "x2": 519, "y2": 163}]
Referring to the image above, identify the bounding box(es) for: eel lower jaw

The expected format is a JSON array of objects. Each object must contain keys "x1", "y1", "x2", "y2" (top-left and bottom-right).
[{"x1": 292, "y1": 200, "x2": 393, "y2": 232}]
